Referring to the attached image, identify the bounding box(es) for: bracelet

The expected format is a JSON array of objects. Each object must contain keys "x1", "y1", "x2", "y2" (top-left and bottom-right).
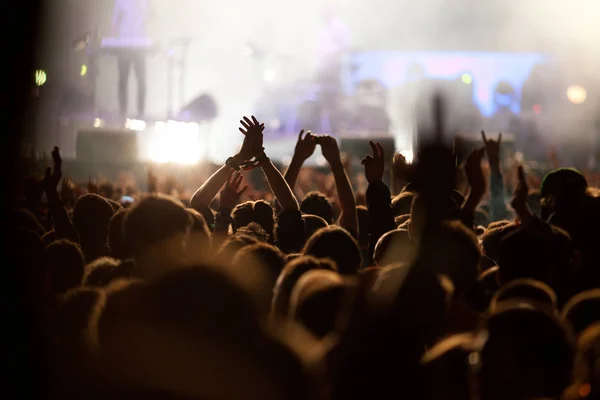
[
  {"x1": 225, "y1": 157, "x2": 241, "y2": 171},
  {"x1": 240, "y1": 151, "x2": 269, "y2": 170}
]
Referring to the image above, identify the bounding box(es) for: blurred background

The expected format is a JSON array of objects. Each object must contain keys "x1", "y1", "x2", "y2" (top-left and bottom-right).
[{"x1": 25, "y1": 0, "x2": 600, "y2": 170}]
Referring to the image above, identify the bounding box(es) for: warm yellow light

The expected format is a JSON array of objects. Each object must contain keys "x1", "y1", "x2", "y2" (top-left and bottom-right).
[
  {"x1": 567, "y1": 85, "x2": 587, "y2": 105},
  {"x1": 81, "y1": 64, "x2": 88, "y2": 76},
  {"x1": 461, "y1": 73, "x2": 472, "y2": 85}
]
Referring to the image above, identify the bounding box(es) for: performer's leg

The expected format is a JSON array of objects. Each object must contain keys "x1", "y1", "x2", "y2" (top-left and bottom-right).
[
  {"x1": 118, "y1": 56, "x2": 131, "y2": 116},
  {"x1": 133, "y1": 54, "x2": 147, "y2": 117}
]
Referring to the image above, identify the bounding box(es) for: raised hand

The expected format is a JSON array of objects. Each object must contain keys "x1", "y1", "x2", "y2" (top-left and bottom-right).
[
  {"x1": 238, "y1": 115, "x2": 265, "y2": 161},
  {"x1": 220, "y1": 170, "x2": 248, "y2": 210},
  {"x1": 361, "y1": 141, "x2": 385, "y2": 184},
  {"x1": 293, "y1": 130, "x2": 317, "y2": 161},
  {"x1": 317, "y1": 135, "x2": 342, "y2": 167},
  {"x1": 465, "y1": 147, "x2": 486, "y2": 197},
  {"x1": 41, "y1": 146, "x2": 62, "y2": 195},
  {"x1": 481, "y1": 130, "x2": 502, "y2": 167},
  {"x1": 510, "y1": 165, "x2": 532, "y2": 223}
]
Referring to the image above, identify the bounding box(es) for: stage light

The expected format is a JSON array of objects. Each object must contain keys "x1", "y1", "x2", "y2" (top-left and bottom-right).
[
  {"x1": 532, "y1": 104, "x2": 542, "y2": 115},
  {"x1": 147, "y1": 121, "x2": 202, "y2": 164},
  {"x1": 125, "y1": 119, "x2": 147, "y2": 132},
  {"x1": 93, "y1": 118, "x2": 103, "y2": 128},
  {"x1": 263, "y1": 69, "x2": 277, "y2": 82},
  {"x1": 80, "y1": 64, "x2": 88, "y2": 77},
  {"x1": 35, "y1": 70, "x2": 47, "y2": 86},
  {"x1": 461, "y1": 73, "x2": 472, "y2": 85},
  {"x1": 567, "y1": 85, "x2": 587, "y2": 105}
]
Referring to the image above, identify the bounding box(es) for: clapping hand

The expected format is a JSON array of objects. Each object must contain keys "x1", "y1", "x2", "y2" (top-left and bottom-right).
[
  {"x1": 238, "y1": 115, "x2": 265, "y2": 161},
  {"x1": 361, "y1": 141, "x2": 385, "y2": 184},
  {"x1": 220, "y1": 170, "x2": 248, "y2": 210},
  {"x1": 293, "y1": 130, "x2": 317, "y2": 162},
  {"x1": 316, "y1": 135, "x2": 342, "y2": 167}
]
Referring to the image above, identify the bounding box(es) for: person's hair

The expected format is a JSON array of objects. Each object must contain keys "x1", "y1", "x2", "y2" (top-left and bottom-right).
[
  {"x1": 480, "y1": 306, "x2": 575, "y2": 400},
  {"x1": 289, "y1": 269, "x2": 347, "y2": 338},
  {"x1": 272, "y1": 255, "x2": 337, "y2": 319},
  {"x1": 216, "y1": 233, "x2": 260, "y2": 263},
  {"x1": 123, "y1": 194, "x2": 193, "y2": 256},
  {"x1": 72, "y1": 193, "x2": 115, "y2": 245},
  {"x1": 304, "y1": 226, "x2": 362, "y2": 275},
  {"x1": 106, "y1": 198, "x2": 122, "y2": 213},
  {"x1": 13, "y1": 208, "x2": 45, "y2": 237},
  {"x1": 231, "y1": 200, "x2": 275, "y2": 239},
  {"x1": 236, "y1": 222, "x2": 269, "y2": 243},
  {"x1": 560, "y1": 289, "x2": 600, "y2": 337},
  {"x1": 45, "y1": 239, "x2": 85, "y2": 295},
  {"x1": 373, "y1": 229, "x2": 414, "y2": 266},
  {"x1": 414, "y1": 220, "x2": 481, "y2": 293},
  {"x1": 540, "y1": 168, "x2": 588, "y2": 220},
  {"x1": 490, "y1": 279, "x2": 557, "y2": 313},
  {"x1": 498, "y1": 225, "x2": 574, "y2": 288},
  {"x1": 474, "y1": 207, "x2": 490, "y2": 228},
  {"x1": 300, "y1": 191, "x2": 334, "y2": 224},
  {"x1": 234, "y1": 242, "x2": 286, "y2": 288},
  {"x1": 193, "y1": 205, "x2": 215, "y2": 232},
  {"x1": 420, "y1": 333, "x2": 477, "y2": 400},
  {"x1": 302, "y1": 214, "x2": 328, "y2": 243},
  {"x1": 480, "y1": 221, "x2": 518, "y2": 263},
  {"x1": 527, "y1": 190, "x2": 542, "y2": 217},
  {"x1": 391, "y1": 191, "x2": 414, "y2": 217},
  {"x1": 187, "y1": 208, "x2": 212, "y2": 242},
  {"x1": 108, "y1": 209, "x2": 131, "y2": 260},
  {"x1": 83, "y1": 257, "x2": 134, "y2": 287},
  {"x1": 41, "y1": 230, "x2": 59, "y2": 246},
  {"x1": 356, "y1": 205, "x2": 370, "y2": 249}
]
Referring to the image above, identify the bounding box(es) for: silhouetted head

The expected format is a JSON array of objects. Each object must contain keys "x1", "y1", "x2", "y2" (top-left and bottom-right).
[
  {"x1": 234, "y1": 243, "x2": 286, "y2": 288},
  {"x1": 480, "y1": 306, "x2": 575, "y2": 400},
  {"x1": 232, "y1": 200, "x2": 275, "y2": 239},
  {"x1": 45, "y1": 239, "x2": 84, "y2": 296},
  {"x1": 290, "y1": 269, "x2": 348, "y2": 338},
  {"x1": 356, "y1": 206, "x2": 370, "y2": 249},
  {"x1": 72, "y1": 194, "x2": 115, "y2": 253},
  {"x1": 272, "y1": 255, "x2": 337, "y2": 319},
  {"x1": 480, "y1": 221, "x2": 518, "y2": 263},
  {"x1": 108, "y1": 209, "x2": 131, "y2": 260},
  {"x1": 374, "y1": 229, "x2": 415, "y2": 266},
  {"x1": 124, "y1": 195, "x2": 193, "y2": 279},
  {"x1": 302, "y1": 214, "x2": 328, "y2": 243},
  {"x1": 301, "y1": 192, "x2": 334, "y2": 224},
  {"x1": 561, "y1": 289, "x2": 600, "y2": 337},
  {"x1": 391, "y1": 191, "x2": 414, "y2": 217},
  {"x1": 83, "y1": 256, "x2": 134, "y2": 287},
  {"x1": 304, "y1": 226, "x2": 362, "y2": 275},
  {"x1": 490, "y1": 279, "x2": 557, "y2": 313}
]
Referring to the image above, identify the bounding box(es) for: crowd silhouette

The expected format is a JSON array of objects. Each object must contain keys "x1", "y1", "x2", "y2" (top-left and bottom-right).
[{"x1": 10, "y1": 100, "x2": 600, "y2": 400}]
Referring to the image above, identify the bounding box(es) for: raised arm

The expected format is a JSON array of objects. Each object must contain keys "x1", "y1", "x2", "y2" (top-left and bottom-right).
[
  {"x1": 461, "y1": 147, "x2": 486, "y2": 229},
  {"x1": 482, "y1": 131, "x2": 507, "y2": 222},
  {"x1": 284, "y1": 130, "x2": 316, "y2": 193},
  {"x1": 41, "y1": 147, "x2": 78, "y2": 242},
  {"x1": 318, "y1": 135, "x2": 358, "y2": 235},
  {"x1": 189, "y1": 116, "x2": 263, "y2": 211},
  {"x1": 362, "y1": 141, "x2": 395, "y2": 261}
]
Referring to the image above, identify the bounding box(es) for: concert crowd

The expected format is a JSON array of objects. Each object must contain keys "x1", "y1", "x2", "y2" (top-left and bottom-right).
[{"x1": 10, "y1": 108, "x2": 600, "y2": 400}]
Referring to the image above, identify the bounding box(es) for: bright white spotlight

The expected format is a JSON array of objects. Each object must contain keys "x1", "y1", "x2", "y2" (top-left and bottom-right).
[
  {"x1": 567, "y1": 85, "x2": 587, "y2": 105},
  {"x1": 125, "y1": 119, "x2": 147, "y2": 132},
  {"x1": 400, "y1": 149, "x2": 414, "y2": 164},
  {"x1": 147, "y1": 120, "x2": 202, "y2": 164},
  {"x1": 263, "y1": 69, "x2": 277, "y2": 82},
  {"x1": 93, "y1": 118, "x2": 103, "y2": 128},
  {"x1": 269, "y1": 119, "x2": 281, "y2": 129}
]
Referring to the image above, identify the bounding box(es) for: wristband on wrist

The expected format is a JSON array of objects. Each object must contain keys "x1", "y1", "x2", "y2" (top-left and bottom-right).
[{"x1": 225, "y1": 157, "x2": 241, "y2": 171}]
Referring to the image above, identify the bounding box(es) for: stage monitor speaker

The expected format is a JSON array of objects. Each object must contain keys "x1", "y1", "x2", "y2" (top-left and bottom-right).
[
  {"x1": 340, "y1": 137, "x2": 395, "y2": 163},
  {"x1": 76, "y1": 129, "x2": 138, "y2": 164}
]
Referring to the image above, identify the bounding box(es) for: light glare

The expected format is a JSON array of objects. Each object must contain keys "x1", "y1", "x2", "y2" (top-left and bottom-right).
[{"x1": 567, "y1": 85, "x2": 587, "y2": 105}]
